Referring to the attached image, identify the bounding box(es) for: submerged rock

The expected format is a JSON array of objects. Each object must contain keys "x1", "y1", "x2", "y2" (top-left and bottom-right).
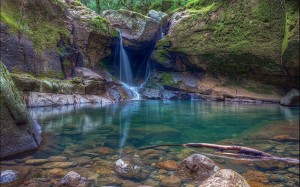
[
  {"x1": 156, "y1": 160, "x2": 178, "y2": 171},
  {"x1": 199, "y1": 169, "x2": 250, "y2": 187},
  {"x1": 280, "y1": 89, "x2": 300, "y2": 106},
  {"x1": 160, "y1": 175, "x2": 181, "y2": 187},
  {"x1": 40, "y1": 161, "x2": 77, "y2": 169},
  {"x1": 0, "y1": 170, "x2": 18, "y2": 184},
  {"x1": 242, "y1": 170, "x2": 269, "y2": 184},
  {"x1": 60, "y1": 171, "x2": 87, "y2": 187},
  {"x1": 178, "y1": 154, "x2": 219, "y2": 184},
  {"x1": 25, "y1": 159, "x2": 48, "y2": 165},
  {"x1": 115, "y1": 159, "x2": 149, "y2": 181}
]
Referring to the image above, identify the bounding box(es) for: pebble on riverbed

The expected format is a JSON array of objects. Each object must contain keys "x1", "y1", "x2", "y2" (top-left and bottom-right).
[{"x1": 0, "y1": 170, "x2": 19, "y2": 184}]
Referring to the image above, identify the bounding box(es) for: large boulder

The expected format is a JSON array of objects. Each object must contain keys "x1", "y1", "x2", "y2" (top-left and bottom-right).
[
  {"x1": 153, "y1": 0, "x2": 299, "y2": 89},
  {"x1": 147, "y1": 10, "x2": 168, "y2": 29},
  {"x1": 102, "y1": 9, "x2": 160, "y2": 49},
  {"x1": 0, "y1": 62, "x2": 42, "y2": 158},
  {"x1": 199, "y1": 169, "x2": 250, "y2": 187},
  {"x1": 280, "y1": 89, "x2": 300, "y2": 106},
  {"x1": 178, "y1": 154, "x2": 219, "y2": 184}
]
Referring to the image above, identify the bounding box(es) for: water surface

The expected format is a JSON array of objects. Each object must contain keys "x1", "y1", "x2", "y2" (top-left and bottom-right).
[{"x1": 1, "y1": 100, "x2": 299, "y2": 186}]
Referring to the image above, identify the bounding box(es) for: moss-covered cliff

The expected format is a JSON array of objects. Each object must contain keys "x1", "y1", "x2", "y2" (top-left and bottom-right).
[
  {"x1": 153, "y1": 0, "x2": 299, "y2": 90},
  {"x1": 0, "y1": 0, "x2": 117, "y2": 78}
]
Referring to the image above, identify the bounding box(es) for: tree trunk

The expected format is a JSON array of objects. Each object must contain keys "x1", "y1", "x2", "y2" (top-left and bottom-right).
[{"x1": 95, "y1": 0, "x2": 100, "y2": 12}]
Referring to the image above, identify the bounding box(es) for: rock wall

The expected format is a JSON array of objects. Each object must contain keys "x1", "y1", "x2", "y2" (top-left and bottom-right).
[
  {"x1": 0, "y1": 0, "x2": 117, "y2": 78},
  {"x1": 153, "y1": 0, "x2": 299, "y2": 90},
  {"x1": 0, "y1": 62, "x2": 42, "y2": 159}
]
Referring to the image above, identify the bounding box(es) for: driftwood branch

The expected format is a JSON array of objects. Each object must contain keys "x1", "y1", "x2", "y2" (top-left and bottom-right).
[{"x1": 139, "y1": 143, "x2": 299, "y2": 164}]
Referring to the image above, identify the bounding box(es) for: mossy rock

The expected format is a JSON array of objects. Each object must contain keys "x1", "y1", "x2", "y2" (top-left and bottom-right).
[
  {"x1": 155, "y1": 0, "x2": 299, "y2": 89},
  {"x1": 0, "y1": 61, "x2": 41, "y2": 158}
]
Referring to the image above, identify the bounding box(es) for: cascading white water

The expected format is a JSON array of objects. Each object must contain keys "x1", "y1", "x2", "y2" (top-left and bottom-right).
[
  {"x1": 158, "y1": 26, "x2": 164, "y2": 40},
  {"x1": 118, "y1": 31, "x2": 141, "y2": 100},
  {"x1": 119, "y1": 32, "x2": 133, "y2": 85}
]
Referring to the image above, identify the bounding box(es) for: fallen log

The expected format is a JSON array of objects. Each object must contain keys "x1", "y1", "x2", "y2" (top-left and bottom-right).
[{"x1": 139, "y1": 143, "x2": 299, "y2": 164}]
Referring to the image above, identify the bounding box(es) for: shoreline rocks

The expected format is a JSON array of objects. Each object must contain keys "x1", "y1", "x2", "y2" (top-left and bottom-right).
[
  {"x1": 26, "y1": 92, "x2": 112, "y2": 107},
  {"x1": 280, "y1": 89, "x2": 300, "y2": 106}
]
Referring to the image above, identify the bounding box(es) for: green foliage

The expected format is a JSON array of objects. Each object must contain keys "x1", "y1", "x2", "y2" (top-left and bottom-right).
[{"x1": 79, "y1": 0, "x2": 194, "y2": 14}]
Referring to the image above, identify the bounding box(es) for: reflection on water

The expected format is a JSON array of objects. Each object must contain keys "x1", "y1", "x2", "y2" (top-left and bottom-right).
[
  {"x1": 2, "y1": 100, "x2": 297, "y2": 186},
  {"x1": 29, "y1": 100, "x2": 299, "y2": 149}
]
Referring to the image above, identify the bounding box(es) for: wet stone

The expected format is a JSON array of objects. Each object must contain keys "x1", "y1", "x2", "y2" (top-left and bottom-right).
[
  {"x1": 48, "y1": 168, "x2": 67, "y2": 177},
  {"x1": 160, "y1": 175, "x2": 181, "y2": 187},
  {"x1": 70, "y1": 157, "x2": 91, "y2": 166},
  {"x1": 242, "y1": 170, "x2": 269, "y2": 184},
  {"x1": 139, "y1": 149, "x2": 163, "y2": 156},
  {"x1": 81, "y1": 152, "x2": 100, "y2": 158},
  {"x1": 1, "y1": 161, "x2": 18, "y2": 166},
  {"x1": 75, "y1": 145, "x2": 94, "y2": 152},
  {"x1": 93, "y1": 147, "x2": 112, "y2": 155},
  {"x1": 156, "y1": 160, "x2": 178, "y2": 171},
  {"x1": 48, "y1": 156, "x2": 68, "y2": 162},
  {"x1": 104, "y1": 139, "x2": 120, "y2": 148},
  {"x1": 287, "y1": 167, "x2": 300, "y2": 175},
  {"x1": 268, "y1": 174, "x2": 286, "y2": 183},
  {"x1": 60, "y1": 171, "x2": 87, "y2": 187},
  {"x1": 40, "y1": 162, "x2": 77, "y2": 169},
  {"x1": 115, "y1": 159, "x2": 150, "y2": 181},
  {"x1": 178, "y1": 154, "x2": 219, "y2": 184},
  {"x1": 0, "y1": 170, "x2": 18, "y2": 184},
  {"x1": 97, "y1": 176, "x2": 123, "y2": 186},
  {"x1": 254, "y1": 160, "x2": 288, "y2": 171},
  {"x1": 122, "y1": 180, "x2": 141, "y2": 187},
  {"x1": 25, "y1": 159, "x2": 49, "y2": 165}
]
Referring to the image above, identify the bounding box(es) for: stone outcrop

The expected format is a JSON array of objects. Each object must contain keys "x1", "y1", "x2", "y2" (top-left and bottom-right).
[
  {"x1": 102, "y1": 9, "x2": 160, "y2": 49},
  {"x1": 27, "y1": 92, "x2": 112, "y2": 107},
  {"x1": 153, "y1": 0, "x2": 299, "y2": 90},
  {"x1": 280, "y1": 89, "x2": 300, "y2": 106},
  {"x1": 0, "y1": 0, "x2": 116, "y2": 77},
  {"x1": 10, "y1": 68, "x2": 131, "y2": 105},
  {"x1": 147, "y1": 10, "x2": 168, "y2": 29},
  {"x1": 0, "y1": 62, "x2": 42, "y2": 159}
]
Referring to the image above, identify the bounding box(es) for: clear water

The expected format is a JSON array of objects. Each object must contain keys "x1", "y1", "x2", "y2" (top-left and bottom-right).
[{"x1": 1, "y1": 100, "x2": 299, "y2": 186}]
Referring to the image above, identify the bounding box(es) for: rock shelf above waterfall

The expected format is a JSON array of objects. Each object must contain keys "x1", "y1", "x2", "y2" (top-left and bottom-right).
[{"x1": 102, "y1": 9, "x2": 161, "y2": 49}]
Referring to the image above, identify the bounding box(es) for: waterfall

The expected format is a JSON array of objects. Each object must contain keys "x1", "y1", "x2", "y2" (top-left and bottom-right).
[
  {"x1": 118, "y1": 32, "x2": 140, "y2": 100},
  {"x1": 119, "y1": 32, "x2": 133, "y2": 85},
  {"x1": 158, "y1": 26, "x2": 164, "y2": 40}
]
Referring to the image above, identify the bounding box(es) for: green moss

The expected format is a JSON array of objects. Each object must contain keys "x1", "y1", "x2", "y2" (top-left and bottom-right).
[
  {"x1": 160, "y1": 72, "x2": 177, "y2": 86},
  {"x1": 1, "y1": 0, "x2": 70, "y2": 52},
  {"x1": 153, "y1": 37, "x2": 172, "y2": 64},
  {"x1": 88, "y1": 16, "x2": 118, "y2": 37},
  {"x1": 281, "y1": 0, "x2": 299, "y2": 57},
  {"x1": 0, "y1": 1, "x2": 23, "y2": 33}
]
